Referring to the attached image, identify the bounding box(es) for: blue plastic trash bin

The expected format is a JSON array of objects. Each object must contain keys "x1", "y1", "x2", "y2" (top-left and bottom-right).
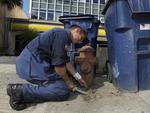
[{"x1": 102, "y1": 0, "x2": 150, "y2": 92}]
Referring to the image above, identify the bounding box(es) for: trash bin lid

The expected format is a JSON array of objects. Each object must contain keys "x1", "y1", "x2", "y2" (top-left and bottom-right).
[
  {"x1": 59, "y1": 15, "x2": 96, "y2": 22},
  {"x1": 59, "y1": 15, "x2": 100, "y2": 33}
]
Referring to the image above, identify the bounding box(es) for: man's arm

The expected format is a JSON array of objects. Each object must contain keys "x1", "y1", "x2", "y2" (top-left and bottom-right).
[
  {"x1": 54, "y1": 66, "x2": 75, "y2": 90},
  {"x1": 66, "y1": 62, "x2": 88, "y2": 88},
  {"x1": 66, "y1": 62, "x2": 76, "y2": 75}
]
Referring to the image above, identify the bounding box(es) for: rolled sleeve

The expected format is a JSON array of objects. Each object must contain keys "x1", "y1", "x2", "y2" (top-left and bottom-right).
[{"x1": 51, "y1": 57, "x2": 65, "y2": 67}]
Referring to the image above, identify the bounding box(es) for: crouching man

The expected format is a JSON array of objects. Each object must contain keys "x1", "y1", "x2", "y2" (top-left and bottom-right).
[{"x1": 7, "y1": 25, "x2": 87, "y2": 110}]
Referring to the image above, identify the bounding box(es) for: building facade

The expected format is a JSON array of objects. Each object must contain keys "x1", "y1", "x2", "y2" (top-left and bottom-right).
[{"x1": 29, "y1": 0, "x2": 106, "y2": 22}]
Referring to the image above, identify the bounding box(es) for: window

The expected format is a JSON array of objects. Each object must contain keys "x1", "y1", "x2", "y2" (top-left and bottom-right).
[
  {"x1": 85, "y1": 8, "x2": 90, "y2": 14},
  {"x1": 63, "y1": 12, "x2": 69, "y2": 16},
  {"x1": 85, "y1": 3, "x2": 90, "y2": 14},
  {"x1": 79, "y1": 7, "x2": 84, "y2": 13},
  {"x1": 79, "y1": 2, "x2": 84, "y2": 7},
  {"x1": 48, "y1": 3, "x2": 54, "y2": 9},
  {"x1": 64, "y1": 5, "x2": 70, "y2": 12},
  {"x1": 100, "y1": 0, "x2": 105, "y2": 4},
  {"x1": 47, "y1": 12, "x2": 54, "y2": 20},
  {"x1": 100, "y1": 4, "x2": 105, "y2": 10},
  {"x1": 78, "y1": 13, "x2": 84, "y2": 15},
  {"x1": 86, "y1": 3, "x2": 90, "y2": 8},
  {"x1": 71, "y1": 13, "x2": 76, "y2": 16},
  {"x1": 93, "y1": 3, "x2": 98, "y2": 8},
  {"x1": 78, "y1": 1, "x2": 85, "y2": 14},
  {"x1": 93, "y1": 0, "x2": 98, "y2": 3},
  {"x1": 40, "y1": 3, "x2": 46, "y2": 9},
  {"x1": 79, "y1": 0, "x2": 85, "y2": 2},
  {"x1": 64, "y1": 0, "x2": 70, "y2": 4},
  {"x1": 71, "y1": 6, "x2": 77, "y2": 13},
  {"x1": 48, "y1": 0, "x2": 54, "y2": 3},
  {"x1": 39, "y1": 12, "x2": 46, "y2": 20},
  {"x1": 72, "y1": 1, "x2": 77, "y2": 6},
  {"x1": 56, "y1": 5, "x2": 62, "y2": 11},
  {"x1": 40, "y1": 0, "x2": 47, "y2": 2},
  {"x1": 33, "y1": 0, "x2": 39, "y2": 1},
  {"x1": 40, "y1": 9, "x2": 46, "y2": 11},
  {"x1": 93, "y1": 9, "x2": 98, "y2": 14},
  {"x1": 31, "y1": 10, "x2": 38, "y2": 19},
  {"x1": 32, "y1": 2, "x2": 38, "y2": 8},
  {"x1": 55, "y1": 11, "x2": 62, "y2": 21},
  {"x1": 57, "y1": 0, "x2": 62, "y2": 4}
]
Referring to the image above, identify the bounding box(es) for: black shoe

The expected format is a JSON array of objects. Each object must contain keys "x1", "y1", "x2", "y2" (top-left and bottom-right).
[{"x1": 7, "y1": 84, "x2": 27, "y2": 111}]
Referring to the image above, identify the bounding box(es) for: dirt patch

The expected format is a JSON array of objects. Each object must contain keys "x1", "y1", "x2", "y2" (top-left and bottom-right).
[
  {"x1": 110, "y1": 90, "x2": 123, "y2": 96},
  {"x1": 82, "y1": 89, "x2": 103, "y2": 102},
  {"x1": 80, "y1": 77, "x2": 105, "y2": 102},
  {"x1": 81, "y1": 77, "x2": 122, "y2": 102}
]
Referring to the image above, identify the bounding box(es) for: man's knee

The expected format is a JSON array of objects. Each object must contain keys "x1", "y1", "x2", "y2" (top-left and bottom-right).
[
  {"x1": 58, "y1": 90, "x2": 70, "y2": 101},
  {"x1": 46, "y1": 81, "x2": 70, "y2": 101},
  {"x1": 50, "y1": 87, "x2": 70, "y2": 101}
]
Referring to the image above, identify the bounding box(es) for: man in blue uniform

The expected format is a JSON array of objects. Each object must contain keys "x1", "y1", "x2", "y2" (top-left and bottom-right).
[{"x1": 7, "y1": 25, "x2": 87, "y2": 110}]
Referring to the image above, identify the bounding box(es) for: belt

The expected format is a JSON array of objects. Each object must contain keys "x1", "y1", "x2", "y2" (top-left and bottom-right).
[
  {"x1": 27, "y1": 79, "x2": 49, "y2": 85},
  {"x1": 27, "y1": 76, "x2": 62, "y2": 85}
]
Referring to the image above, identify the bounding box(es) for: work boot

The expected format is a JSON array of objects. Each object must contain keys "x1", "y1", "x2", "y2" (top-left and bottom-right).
[{"x1": 7, "y1": 84, "x2": 27, "y2": 111}]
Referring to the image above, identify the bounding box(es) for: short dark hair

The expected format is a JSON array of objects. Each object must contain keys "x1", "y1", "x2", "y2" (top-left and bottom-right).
[{"x1": 70, "y1": 25, "x2": 87, "y2": 39}]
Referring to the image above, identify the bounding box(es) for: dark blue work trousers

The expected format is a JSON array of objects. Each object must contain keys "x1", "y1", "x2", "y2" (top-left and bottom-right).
[{"x1": 16, "y1": 48, "x2": 70, "y2": 103}]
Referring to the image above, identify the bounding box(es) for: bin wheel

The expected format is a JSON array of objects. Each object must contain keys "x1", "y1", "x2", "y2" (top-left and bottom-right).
[{"x1": 105, "y1": 60, "x2": 112, "y2": 83}]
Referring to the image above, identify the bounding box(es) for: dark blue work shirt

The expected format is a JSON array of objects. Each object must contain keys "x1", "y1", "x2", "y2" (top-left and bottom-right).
[{"x1": 16, "y1": 28, "x2": 71, "y2": 81}]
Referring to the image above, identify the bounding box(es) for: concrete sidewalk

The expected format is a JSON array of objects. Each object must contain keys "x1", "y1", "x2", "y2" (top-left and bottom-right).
[{"x1": 0, "y1": 57, "x2": 150, "y2": 113}]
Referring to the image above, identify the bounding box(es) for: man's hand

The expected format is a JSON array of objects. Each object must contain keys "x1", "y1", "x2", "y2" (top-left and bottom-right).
[
  {"x1": 73, "y1": 72, "x2": 88, "y2": 88},
  {"x1": 78, "y1": 78, "x2": 88, "y2": 88},
  {"x1": 66, "y1": 80, "x2": 76, "y2": 92}
]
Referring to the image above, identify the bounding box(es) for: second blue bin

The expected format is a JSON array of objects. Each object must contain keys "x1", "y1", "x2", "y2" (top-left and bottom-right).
[{"x1": 103, "y1": 0, "x2": 150, "y2": 92}]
